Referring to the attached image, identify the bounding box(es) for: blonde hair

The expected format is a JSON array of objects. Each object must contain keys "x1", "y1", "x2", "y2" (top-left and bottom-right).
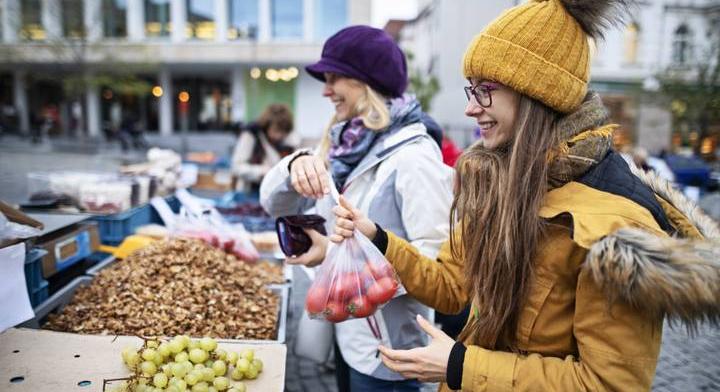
[{"x1": 317, "y1": 83, "x2": 391, "y2": 158}]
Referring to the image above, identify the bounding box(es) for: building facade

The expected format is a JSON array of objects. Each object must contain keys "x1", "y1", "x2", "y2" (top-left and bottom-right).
[
  {"x1": 392, "y1": 0, "x2": 720, "y2": 154},
  {"x1": 0, "y1": 0, "x2": 370, "y2": 139},
  {"x1": 591, "y1": 0, "x2": 720, "y2": 155}
]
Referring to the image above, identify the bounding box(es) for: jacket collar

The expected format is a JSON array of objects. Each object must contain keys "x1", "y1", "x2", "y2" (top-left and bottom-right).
[{"x1": 341, "y1": 123, "x2": 434, "y2": 190}]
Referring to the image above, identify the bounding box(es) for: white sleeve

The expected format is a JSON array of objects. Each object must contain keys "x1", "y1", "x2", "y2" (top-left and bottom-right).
[
  {"x1": 393, "y1": 141, "x2": 455, "y2": 259},
  {"x1": 259, "y1": 148, "x2": 316, "y2": 217}
]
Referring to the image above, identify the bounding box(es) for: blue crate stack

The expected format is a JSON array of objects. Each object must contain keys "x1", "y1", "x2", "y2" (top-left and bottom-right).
[
  {"x1": 90, "y1": 196, "x2": 180, "y2": 245},
  {"x1": 25, "y1": 248, "x2": 49, "y2": 306}
]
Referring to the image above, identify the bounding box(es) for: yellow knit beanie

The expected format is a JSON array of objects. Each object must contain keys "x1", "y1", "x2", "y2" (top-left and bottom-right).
[{"x1": 463, "y1": 0, "x2": 632, "y2": 113}]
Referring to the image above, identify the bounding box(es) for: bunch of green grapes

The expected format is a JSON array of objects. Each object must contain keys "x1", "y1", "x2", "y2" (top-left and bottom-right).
[{"x1": 113, "y1": 335, "x2": 264, "y2": 392}]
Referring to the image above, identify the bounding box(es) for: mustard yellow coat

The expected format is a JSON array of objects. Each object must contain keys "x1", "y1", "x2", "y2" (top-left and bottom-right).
[{"x1": 384, "y1": 178, "x2": 717, "y2": 391}]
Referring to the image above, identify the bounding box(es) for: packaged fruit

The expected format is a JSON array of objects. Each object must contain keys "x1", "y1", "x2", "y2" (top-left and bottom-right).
[{"x1": 305, "y1": 232, "x2": 399, "y2": 323}]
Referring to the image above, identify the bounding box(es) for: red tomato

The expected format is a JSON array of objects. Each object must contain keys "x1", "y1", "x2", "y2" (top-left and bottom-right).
[
  {"x1": 330, "y1": 274, "x2": 359, "y2": 302},
  {"x1": 222, "y1": 239, "x2": 235, "y2": 252},
  {"x1": 347, "y1": 295, "x2": 376, "y2": 318},
  {"x1": 366, "y1": 277, "x2": 397, "y2": 305},
  {"x1": 365, "y1": 262, "x2": 395, "y2": 280},
  {"x1": 305, "y1": 285, "x2": 329, "y2": 314},
  {"x1": 325, "y1": 301, "x2": 350, "y2": 322},
  {"x1": 209, "y1": 234, "x2": 220, "y2": 248}
]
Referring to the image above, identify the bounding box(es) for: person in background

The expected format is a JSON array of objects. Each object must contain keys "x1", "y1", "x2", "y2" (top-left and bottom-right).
[
  {"x1": 259, "y1": 25, "x2": 453, "y2": 392},
  {"x1": 440, "y1": 134, "x2": 463, "y2": 168},
  {"x1": 231, "y1": 103, "x2": 296, "y2": 193},
  {"x1": 325, "y1": 0, "x2": 720, "y2": 390}
]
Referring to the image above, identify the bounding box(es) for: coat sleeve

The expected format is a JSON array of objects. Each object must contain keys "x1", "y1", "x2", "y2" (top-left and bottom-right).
[
  {"x1": 385, "y1": 231, "x2": 469, "y2": 315},
  {"x1": 231, "y1": 133, "x2": 265, "y2": 180},
  {"x1": 258, "y1": 149, "x2": 315, "y2": 217},
  {"x1": 392, "y1": 140, "x2": 455, "y2": 259},
  {"x1": 459, "y1": 256, "x2": 663, "y2": 392}
]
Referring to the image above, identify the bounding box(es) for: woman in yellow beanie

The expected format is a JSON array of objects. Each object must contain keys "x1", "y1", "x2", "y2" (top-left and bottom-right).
[{"x1": 321, "y1": 0, "x2": 720, "y2": 390}]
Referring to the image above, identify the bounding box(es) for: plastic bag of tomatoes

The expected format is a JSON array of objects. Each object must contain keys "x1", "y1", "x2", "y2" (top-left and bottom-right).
[{"x1": 305, "y1": 231, "x2": 399, "y2": 323}]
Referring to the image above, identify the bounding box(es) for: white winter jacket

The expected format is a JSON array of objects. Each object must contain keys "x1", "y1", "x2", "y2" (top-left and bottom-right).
[{"x1": 259, "y1": 122, "x2": 454, "y2": 380}]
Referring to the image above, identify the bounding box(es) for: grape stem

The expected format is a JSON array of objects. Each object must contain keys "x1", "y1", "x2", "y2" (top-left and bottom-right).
[{"x1": 102, "y1": 377, "x2": 134, "y2": 392}]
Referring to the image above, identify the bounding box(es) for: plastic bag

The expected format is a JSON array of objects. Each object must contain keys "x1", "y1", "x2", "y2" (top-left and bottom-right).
[
  {"x1": 0, "y1": 211, "x2": 42, "y2": 242},
  {"x1": 305, "y1": 231, "x2": 399, "y2": 323},
  {"x1": 170, "y1": 206, "x2": 260, "y2": 262}
]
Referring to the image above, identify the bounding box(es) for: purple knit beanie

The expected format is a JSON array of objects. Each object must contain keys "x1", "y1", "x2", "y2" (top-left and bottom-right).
[{"x1": 306, "y1": 25, "x2": 408, "y2": 98}]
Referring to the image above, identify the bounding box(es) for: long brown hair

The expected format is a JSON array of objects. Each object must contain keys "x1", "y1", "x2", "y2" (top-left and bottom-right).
[{"x1": 451, "y1": 95, "x2": 560, "y2": 350}]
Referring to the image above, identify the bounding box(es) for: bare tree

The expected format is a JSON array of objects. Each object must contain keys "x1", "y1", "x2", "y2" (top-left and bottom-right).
[{"x1": 657, "y1": 29, "x2": 720, "y2": 156}]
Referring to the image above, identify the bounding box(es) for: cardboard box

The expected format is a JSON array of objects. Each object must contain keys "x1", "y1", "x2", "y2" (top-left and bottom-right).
[
  {"x1": 36, "y1": 222, "x2": 100, "y2": 277},
  {"x1": 194, "y1": 170, "x2": 234, "y2": 192},
  {"x1": 0, "y1": 201, "x2": 43, "y2": 250},
  {"x1": 0, "y1": 328, "x2": 287, "y2": 391}
]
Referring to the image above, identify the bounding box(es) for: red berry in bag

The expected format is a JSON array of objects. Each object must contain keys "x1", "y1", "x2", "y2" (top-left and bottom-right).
[
  {"x1": 306, "y1": 285, "x2": 329, "y2": 314},
  {"x1": 367, "y1": 277, "x2": 397, "y2": 305},
  {"x1": 347, "y1": 295, "x2": 376, "y2": 318},
  {"x1": 325, "y1": 301, "x2": 350, "y2": 322}
]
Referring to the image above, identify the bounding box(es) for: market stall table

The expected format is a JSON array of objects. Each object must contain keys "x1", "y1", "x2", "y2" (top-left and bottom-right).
[{"x1": 0, "y1": 328, "x2": 286, "y2": 391}]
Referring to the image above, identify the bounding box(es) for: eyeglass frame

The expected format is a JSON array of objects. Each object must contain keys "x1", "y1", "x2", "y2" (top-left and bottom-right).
[{"x1": 463, "y1": 81, "x2": 499, "y2": 108}]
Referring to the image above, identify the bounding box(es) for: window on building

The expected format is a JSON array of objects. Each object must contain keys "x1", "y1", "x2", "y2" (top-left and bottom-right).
[
  {"x1": 672, "y1": 24, "x2": 693, "y2": 65},
  {"x1": 187, "y1": 0, "x2": 215, "y2": 39},
  {"x1": 314, "y1": 0, "x2": 346, "y2": 40},
  {"x1": 20, "y1": 0, "x2": 45, "y2": 40},
  {"x1": 145, "y1": 0, "x2": 170, "y2": 38},
  {"x1": 63, "y1": 0, "x2": 85, "y2": 38},
  {"x1": 272, "y1": 0, "x2": 302, "y2": 39},
  {"x1": 624, "y1": 22, "x2": 639, "y2": 64},
  {"x1": 228, "y1": 0, "x2": 258, "y2": 40},
  {"x1": 103, "y1": 0, "x2": 127, "y2": 38}
]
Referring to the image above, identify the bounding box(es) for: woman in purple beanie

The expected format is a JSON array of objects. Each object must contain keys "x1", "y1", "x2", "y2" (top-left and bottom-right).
[{"x1": 259, "y1": 25, "x2": 454, "y2": 391}]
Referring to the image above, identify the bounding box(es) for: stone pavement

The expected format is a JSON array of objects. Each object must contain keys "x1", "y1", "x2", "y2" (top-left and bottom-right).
[
  {"x1": 2, "y1": 135, "x2": 719, "y2": 392},
  {"x1": 652, "y1": 322, "x2": 720, "y2": 391},
  {"x1": 285, "y1": 267, "x2": 339, "y2": 392}
]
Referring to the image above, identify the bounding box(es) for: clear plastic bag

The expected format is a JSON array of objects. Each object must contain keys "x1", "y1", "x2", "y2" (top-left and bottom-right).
[
  {"x1": 305, "y1": 231, "x2": 399, "y2": 323},
  {"x1": 0, "y1": 211, "x2": 42, "y2": 242},
  {"x1": 170, "y1": 209, "x2": 260, "y2": 262}
]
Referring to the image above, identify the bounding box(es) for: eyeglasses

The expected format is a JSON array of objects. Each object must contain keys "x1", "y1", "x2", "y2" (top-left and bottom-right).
[{"x1": 463, "y1": 83, "x2": 497, "y2": 108}]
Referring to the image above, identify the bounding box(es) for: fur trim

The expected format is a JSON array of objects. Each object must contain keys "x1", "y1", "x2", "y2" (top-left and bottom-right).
[
  {"x1": 586, "y1": 228, "x2": 720, "y2": 331},
  {"x1": 556, "y1": 0, "x2": 637, "y2": 40},
  {"x1": 585, "y1": 165, "x2": 720, "y2": 330},
  {"x1": 628, "y1": 163, "x2": 720, "y2": 239}
]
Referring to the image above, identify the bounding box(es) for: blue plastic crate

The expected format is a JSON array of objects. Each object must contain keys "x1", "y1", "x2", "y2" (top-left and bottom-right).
[
  {"x1": 24, "y1": 248, "x2": 48, "y2": 293},
  {"x1": 54, "y1": 229, "x2": 95, "y2": 272},
  {"x1": 30, "y1": 280, "x2": 49, "y2": 307},
  {"x1": 233, "y1": 216, "x2": 276, "y2": 233},
  {"x1": 215, "y1": 191, "x2": 260, "y2": 208},
  {"x1": 90, "y1": 196, "x2": 179, "y2": 245}
]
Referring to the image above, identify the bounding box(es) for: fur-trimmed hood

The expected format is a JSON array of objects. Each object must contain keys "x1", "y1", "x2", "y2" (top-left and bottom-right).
[{"x1": 585, "y1": 165, "x2": 720, "y2": 330}]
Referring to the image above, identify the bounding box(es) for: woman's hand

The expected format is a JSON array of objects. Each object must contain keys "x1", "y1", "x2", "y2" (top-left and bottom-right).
[
  {"x1": 290, "y1": 155, "x2": 330, "y2": 199},
  {"x1": 331, "y1": 196, "x2": 377, "y2": 243},
  {"x1": 285, "y1": 229, "x2": 327, "y2": 267},
  {"x1": 378, "y1": 314, "x2": 455, "y2": 383}
]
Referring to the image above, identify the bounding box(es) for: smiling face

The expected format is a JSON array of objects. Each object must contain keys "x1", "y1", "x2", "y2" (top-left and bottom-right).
[
  {"x1": 465, "y1": 79, "x2": 520, "y2": 150},
  {"x1": 322, "y1": 73, "x2": 366, "y2": 121}
]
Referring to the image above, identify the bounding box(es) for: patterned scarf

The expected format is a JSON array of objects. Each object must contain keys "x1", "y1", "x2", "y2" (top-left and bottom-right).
[
  {"x1": 547, "y1": 92, "x2": 617, "y2": 189},
  {"x1": 329, "y1": 94, "x2": 422, "y2": 190}
]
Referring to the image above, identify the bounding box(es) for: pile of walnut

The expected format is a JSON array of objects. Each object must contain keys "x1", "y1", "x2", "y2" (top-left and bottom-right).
[{"x1": 44, "y1": 238, "x2": 284, "y2": 340}]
